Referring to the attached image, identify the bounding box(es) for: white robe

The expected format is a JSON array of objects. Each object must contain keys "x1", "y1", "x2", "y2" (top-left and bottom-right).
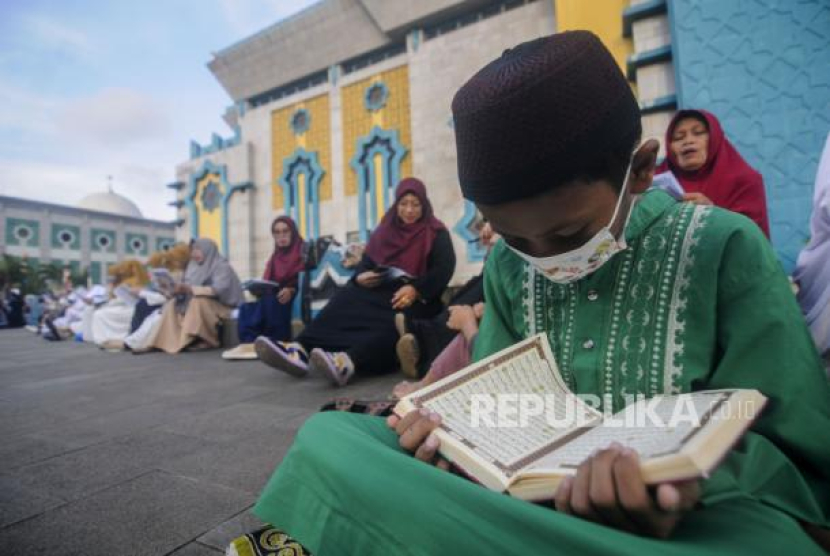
[{"x1": 794, "y1": 132, "x2": 830, "y2": 356}]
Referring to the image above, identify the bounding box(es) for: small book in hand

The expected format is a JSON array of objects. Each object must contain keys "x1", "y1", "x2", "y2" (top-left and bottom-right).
[
  {"x1": 373, "y1": 266, "x2": 413, "y2": 284},
  {"x1": 394, "y1": 334, "x2": 766, "y2": 501},
  {"x1": 150, "y1": 268, "x2": 178, "y2": 298},
  {"x1": 242, "y1": 279, "x2": 281, "y2": 297}
]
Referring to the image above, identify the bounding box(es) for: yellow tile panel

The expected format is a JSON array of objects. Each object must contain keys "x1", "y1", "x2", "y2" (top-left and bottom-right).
[
  {"x1": 270, "y1": 93, "x2": 332, "y2": 211},
  {"x1": 342, "y1": 65, "x2": 412, "y2": 197}
]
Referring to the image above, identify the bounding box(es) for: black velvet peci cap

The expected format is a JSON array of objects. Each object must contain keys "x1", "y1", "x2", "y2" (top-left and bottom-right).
[{"x1": 451, "y1": 31, "x2": 641, "y2": 204}]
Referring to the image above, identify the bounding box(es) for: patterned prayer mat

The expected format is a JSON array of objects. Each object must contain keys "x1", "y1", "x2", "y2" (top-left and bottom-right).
[{"x1": 226, "y1": 526, "x2": 312, "y2": 556}]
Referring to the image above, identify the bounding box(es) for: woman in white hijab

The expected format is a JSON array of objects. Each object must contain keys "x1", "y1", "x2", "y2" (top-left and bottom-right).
[
  {"x1": 153, "y1": 238, "x2": 244, "y2": 354},
  {"x1": 794, "y1": 132, "x2": 830, "y2": 362}
]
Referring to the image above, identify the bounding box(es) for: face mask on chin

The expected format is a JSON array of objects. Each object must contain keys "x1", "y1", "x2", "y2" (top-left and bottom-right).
[{"x1": 506, "y1": 157, "x2": 638, "y2": 284}]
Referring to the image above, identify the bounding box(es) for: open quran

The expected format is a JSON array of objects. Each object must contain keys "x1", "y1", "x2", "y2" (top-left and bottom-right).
[{"x1": 393, "y1": 334, "x2": 766, "y2": 501}]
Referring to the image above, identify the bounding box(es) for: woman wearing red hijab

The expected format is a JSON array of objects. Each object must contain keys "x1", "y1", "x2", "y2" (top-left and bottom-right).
[
  {"x1": 223, "y1": 216, "x2": 305, "y2": 360},
  {"x1": 256, "y1": 178, "x2": 456, "y2": 386},
  {"x1": 656, "y1": 109, "x2": 771, "y2": 237}
]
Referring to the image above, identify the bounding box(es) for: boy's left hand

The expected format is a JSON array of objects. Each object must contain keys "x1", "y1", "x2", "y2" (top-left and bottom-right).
[{"x1": 554, "y1": 443, "x2": 700, "y2": 538}]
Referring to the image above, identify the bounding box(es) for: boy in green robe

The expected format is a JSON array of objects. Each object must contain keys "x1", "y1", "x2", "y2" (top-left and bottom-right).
[{"x1": 248, "y1": 31, "x2": 830, "y2": 555}]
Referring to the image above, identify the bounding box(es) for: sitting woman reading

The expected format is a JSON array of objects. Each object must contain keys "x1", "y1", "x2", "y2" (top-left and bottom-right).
[
  {"x1": 223, "y1": 216, "x2": 304, "y2": 361},
  {"x1": 255, "y1": 178, "x2": 455, "y2": 387},
  {"x1": 153, "y1": 238, "x2": 244, "y2": 354}
]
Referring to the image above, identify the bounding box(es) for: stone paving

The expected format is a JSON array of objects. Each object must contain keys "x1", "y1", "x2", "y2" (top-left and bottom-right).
[{"x1": 0, "y1": 329, "x2": 399, "y2": 555}]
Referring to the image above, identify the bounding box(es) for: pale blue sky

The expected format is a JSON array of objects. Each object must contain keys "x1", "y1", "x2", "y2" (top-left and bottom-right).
[{"x1": 0, "y1": 0, "x2": 320, "y2": 221}]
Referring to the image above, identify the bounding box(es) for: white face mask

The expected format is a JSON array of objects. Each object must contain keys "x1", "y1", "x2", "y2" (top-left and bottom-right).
[{"x1": 506, "y1": 157, "x2": 637, "y2": 284}]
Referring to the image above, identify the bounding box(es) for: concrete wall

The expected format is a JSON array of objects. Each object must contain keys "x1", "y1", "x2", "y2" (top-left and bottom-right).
[{"x1": 409, "y1": 0, "x2": 555, "y2": 281}]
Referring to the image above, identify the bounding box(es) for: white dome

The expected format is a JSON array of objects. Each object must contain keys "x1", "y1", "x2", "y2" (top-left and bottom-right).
[{"x1": 78, "y1": 191, "x2": 143, "y2": 218}]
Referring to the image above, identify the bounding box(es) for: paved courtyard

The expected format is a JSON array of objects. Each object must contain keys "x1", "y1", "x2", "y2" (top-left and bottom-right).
[{"x1": 0, "y1": 329, "x2": 399, "y2": 555}]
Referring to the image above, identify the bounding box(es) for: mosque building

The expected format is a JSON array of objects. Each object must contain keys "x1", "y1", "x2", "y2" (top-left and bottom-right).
[
  {"x1": 0, "y1": 189, "x2": 176, "y2": 285},
  {"x1": 172, "y1": 0, "x2": 829, "y2": 291}
]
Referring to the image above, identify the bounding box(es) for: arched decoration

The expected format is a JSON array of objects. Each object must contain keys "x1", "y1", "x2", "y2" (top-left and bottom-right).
[
  {"x1": 184, "y1": 160, "x2": 253, "y2": 255},
  {"x1": 278, "y1": 148, "x2": 325, "y2": 239},
  {"x1": 453, "y1": 200, "x2": 487, "y2": 262},
  {"x1": 349, "y1": 126, "x2": 408, "y2": 242}
]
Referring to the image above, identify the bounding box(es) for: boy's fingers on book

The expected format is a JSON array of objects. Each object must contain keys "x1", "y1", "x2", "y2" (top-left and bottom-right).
[
  {"x1": 394, "y1": 409, "x2": 427, "y2": 435},
  {"x1": 569, "y1": 458, "x2": 603, "y2": 523},
  {"x1": 553, "y1": 476, "x2": 573, "y2": 514},
  {"x1": 435, "y1": 457, "x2": 451, "y2": 472},
  {"x1": 612, "y1": 449, "x2": 656, "y2": 527},
  {"x1": 413, "y1": 433, "x2": 440, "y2": 463},
  {"x1": 589, "y1": 448, "x2": 639, "y2": 532},
  {"x1": 386, "y1": 414, "x2": 400, "y2": 429},
  {"x1": 657, "y1": 481, "x2": 699, "y2": 513},
  {"x1": 399, "y1": 414, "x2": 440, "y2": 452}
]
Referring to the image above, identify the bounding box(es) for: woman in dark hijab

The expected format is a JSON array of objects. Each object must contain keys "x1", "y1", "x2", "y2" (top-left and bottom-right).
[
  {"x1": 153, "y1": 238, "x2": 244, "y2": 354},
  {"x1": 223, "y1": 216, "x2": 305, "y2": 360},
  {"x1": 256, "y1": 178, "x2": 456, "y2": 386}
]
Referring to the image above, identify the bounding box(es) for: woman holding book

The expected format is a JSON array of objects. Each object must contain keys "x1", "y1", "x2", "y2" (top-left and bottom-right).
[
  {"x1": 153, "y1": 238, "x2": 244, "y2": 354},
  {"x1": 655, "y1": 109, "x2": 771, "y2": 237},
  {"x1": 235, "y1": 33, "x2": 830, "y2": 556},
  {"x1": 255, "y1": 178, "x2": 455, "y2": 386},
  {"x1": 223, "y1": 216, "x2": 304, "y2": 360}
]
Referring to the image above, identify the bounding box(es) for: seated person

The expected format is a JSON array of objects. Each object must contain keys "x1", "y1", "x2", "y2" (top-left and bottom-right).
[
  {"x1": 0, "y1": 287, "x2": 25, "y2": 329},
  {"x1": 256, "y1": 178, "x2": 455, "y2": 387},
  {"x1": 393, "y1": 301, "x2": 484, "y2": 399},
  {"x1": 794, "y1": 131, "x2": 830, "y2": 363},
  {"x1": 152, "y1": 238, "x2": 244, "y2": 354},
  {"x1": 126, "y1": 245, "x2": 191, "y2": 353},
  {"x1": 91, "y1": 260, "x2": 149, "y2": 350},
  {"x1": 243, "y1": 32, "x2": 830, "y2": 555},
  {"x1": 395, "y1": 221, "x2": 498, "y2": 377},
  {"x1": 223, "y1": 216, "x2": 304, "y2": 361},
  {"x1": 656, "y1": 108, "x2": 771, "y2": 237}
]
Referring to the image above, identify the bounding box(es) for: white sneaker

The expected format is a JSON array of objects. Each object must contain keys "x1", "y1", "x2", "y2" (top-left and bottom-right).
[{"x1": 222, "y1": 343, "x2": 258, "y2": 361}]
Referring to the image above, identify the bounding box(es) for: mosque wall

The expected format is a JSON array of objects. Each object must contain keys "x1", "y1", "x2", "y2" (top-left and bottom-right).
[
  {"x1": 0, "y1": 196, "x2": 176, "y2": 286},
  {"x1": 668, "y1": 0, "x2": 830, "y2": 272}
]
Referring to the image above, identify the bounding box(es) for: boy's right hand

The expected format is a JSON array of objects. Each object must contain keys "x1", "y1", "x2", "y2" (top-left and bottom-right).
[{"x1": 387, "y1": 409, "x2": 451, "y2": 471}]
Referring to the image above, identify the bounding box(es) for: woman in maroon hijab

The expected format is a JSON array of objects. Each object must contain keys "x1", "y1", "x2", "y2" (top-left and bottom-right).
[
  {"x1": 656, "y1": 109, "x2": 771, "y2": 237},
  {"x1": 255, "y1": 178, "x2": 456, "y2": 386},
  {"x1": 223, "y1": 216, "x2": 305, "y2": 360}
]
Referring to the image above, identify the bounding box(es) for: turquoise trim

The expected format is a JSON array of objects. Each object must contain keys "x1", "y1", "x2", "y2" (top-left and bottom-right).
[
  {"x1": 453, "y1": 200, "x2": 486, "y2": 262},
  {"x1": 278, "y1": 148, "x2": 326, "y2": 239},
  {"x1": 189, "y1": 126, "x2": 242, "y2": 160},
  {"x1": 185, "y1": 160, "x2": 254, "y2": 255},
  {"x1": 328, "y1": 65, "x2": 340, "y2": 86},
  {"x1": 349, "y1": 126, "x2": 408, "y2": 242},
  {"x1": 666, "y1": 0, "x2": 683, "y2": 108},
  {"x1": 626, "y1": 44, "x2": 672, "y2": 81},
  {"x1": 640, "y1": 94, "x2": 678, "y2": 114},
  {"x1": 364, "y1": 82, "x2": 389, "y2": 112},
  {"x1": 408, "y1": 29, "x2": 422, "y2": 52},
  {"x1": 622, "y1": 0, "x2": 667, "y2": 37}
]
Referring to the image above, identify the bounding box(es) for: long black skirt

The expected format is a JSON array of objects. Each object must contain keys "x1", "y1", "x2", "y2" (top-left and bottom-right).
[{"x1": 297, "y1": 282, "x2": 441, "y2": 375}]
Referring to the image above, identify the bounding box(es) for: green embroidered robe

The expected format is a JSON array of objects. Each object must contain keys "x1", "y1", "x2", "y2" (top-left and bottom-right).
[{"x1": 254, "y1": 191, "x2": 830, "y2": 555}]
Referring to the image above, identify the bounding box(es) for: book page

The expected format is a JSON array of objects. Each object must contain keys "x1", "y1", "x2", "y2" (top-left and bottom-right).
[
  {"x1": 405, "y1": 335, "x2": 600, "y2": 479},
  {"x1": 525, "y1": 391, "x2": 731, "y2": 471}
]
